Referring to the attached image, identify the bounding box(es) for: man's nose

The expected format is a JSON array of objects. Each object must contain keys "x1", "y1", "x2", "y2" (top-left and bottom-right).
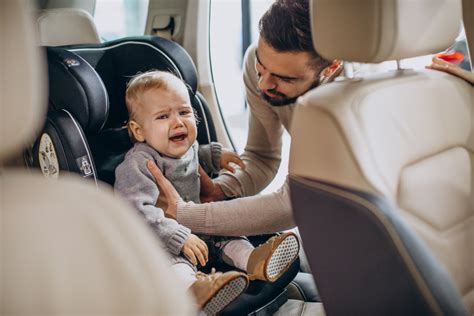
[{"x1": 258, "y1": 73, "x2": 276, "y2": 91}]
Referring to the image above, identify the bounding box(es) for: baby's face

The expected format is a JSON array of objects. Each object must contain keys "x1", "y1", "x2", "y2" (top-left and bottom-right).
[{"x1": 135, "y1": 85, "x2": 197, "y2": 158}]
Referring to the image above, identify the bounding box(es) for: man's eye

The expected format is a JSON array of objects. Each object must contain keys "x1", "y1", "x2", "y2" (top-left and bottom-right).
[
  {"x1": 180, "y1": 110, "x2": 192, "y2": 116},
  {"x1": 278, "y1": 77, "x2": 293, "y2": 83},
  {"x1": 156, "y1": 114, "x2": 168, "y2": 120}
]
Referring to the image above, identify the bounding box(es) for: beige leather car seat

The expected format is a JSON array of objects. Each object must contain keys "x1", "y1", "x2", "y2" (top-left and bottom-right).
[
  {"x1": 0, "y1": 1, "x2": 194, "y2": 314},
  {"x1": 289, "y1": 0, "x2": 473, "y2": 314},
  {"x1": 37, "y1": 7, "x2": 101, "y2": 46}
]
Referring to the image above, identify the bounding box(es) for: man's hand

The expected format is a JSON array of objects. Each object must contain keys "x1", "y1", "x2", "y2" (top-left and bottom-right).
[
  {"x1": 199, "y1": 166, "x2": 226, "y2": 203},
  {"x1": 427, "y1": 56, "x2": 474, "y2": 85},
  {"x1": 220, "y1": 149, "x2": 246, "y2": 173},
  {"x1": 182, "y1": 234, "x2": 208, "y2": 266},
  {"x1": 147, "y1": 160, "x2": 180, "y2": 219}
]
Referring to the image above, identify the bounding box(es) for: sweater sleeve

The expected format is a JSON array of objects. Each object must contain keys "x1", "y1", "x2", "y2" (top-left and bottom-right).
[
  {"x1": 198, "y1": 142, "x2": 223, "y2": 175},
  {"x1": 115, "y1": 151, "x2": 191, "y2": 256},
  {"x1": 213, "y1": 44, "x2": 284, "y2": 197},
  {"x1": 176, "y1": 178, "x2": 295, "y2": 236}
]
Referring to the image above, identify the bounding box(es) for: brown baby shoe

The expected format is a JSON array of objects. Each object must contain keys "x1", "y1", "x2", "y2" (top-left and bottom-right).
[
  {"x1": 190, "y1": 268, "x2": 249, "y2": 315},
  {"x1": 247, "y1": 232, "x2": 300, "y2": 282}
]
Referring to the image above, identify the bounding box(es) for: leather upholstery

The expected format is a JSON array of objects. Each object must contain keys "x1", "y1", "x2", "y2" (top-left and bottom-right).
[
  {"x1": 311, "y1": 0, "x2": 463, "y2": 62},
  {"x1": 0, "y1": 0, "x2": 47, "y2": 162},
  {"x1": 3, "y1": 171, "x2": 195, "y2": 314},
  {"x1": 290, "y1": 0, "x2": 473, "y2": 314},
  {"x1": 37, "y1": 8, "x2": 101, "y2": 46},
  {"x1": 290, "y1": 65, "x2": 473, "y2": 315},
  {"x1": 275, "y1": 300, "x2": 326, "y2": 316},
  {"x1": 1, "y1": 1, "x2": 194, "y2": 314}
]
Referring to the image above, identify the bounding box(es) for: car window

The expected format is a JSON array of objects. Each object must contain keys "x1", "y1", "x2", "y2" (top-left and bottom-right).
[
  {"x1": 94, "y1": 0, "x2": 149, "y2": 41},
  {"x1": 210, "y1": 0, "x2": 289, "y2": 194}
]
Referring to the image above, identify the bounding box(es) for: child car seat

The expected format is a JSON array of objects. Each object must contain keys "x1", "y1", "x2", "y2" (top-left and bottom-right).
[{"x1": 32, "y1": 36, "x2": 300, "y2": 315}]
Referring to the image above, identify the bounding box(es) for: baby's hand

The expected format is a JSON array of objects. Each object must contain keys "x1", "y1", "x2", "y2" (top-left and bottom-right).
[
  {"x1": 220, "y1": 149, "x2": 246, "y2": 173},
  {"x1": 182, "y1": 234, "x2": 208, "y2": 266}
]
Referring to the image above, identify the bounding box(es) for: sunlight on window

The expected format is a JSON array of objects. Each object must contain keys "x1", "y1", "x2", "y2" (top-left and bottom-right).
[{"x1": 94, "y1": 0, "x2": 149, "y2": 41}]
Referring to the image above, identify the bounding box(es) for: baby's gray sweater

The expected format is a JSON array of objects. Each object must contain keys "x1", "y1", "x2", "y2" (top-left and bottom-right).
[{"x1": 114, "y1": 141, "x2": 222, "y2": 256}]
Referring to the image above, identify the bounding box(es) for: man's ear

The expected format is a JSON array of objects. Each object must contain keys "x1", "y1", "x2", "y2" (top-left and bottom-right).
[{"x1": 129, "y1": 120, "x2": 145, "y2": 142}]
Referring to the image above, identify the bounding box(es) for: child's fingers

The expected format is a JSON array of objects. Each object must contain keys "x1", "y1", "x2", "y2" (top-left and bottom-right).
[
  {"x1": 234, "y1": 157, "x2": 246, "y2": 170},
  {"x1": 197, "y1": 239, "x2": 209, "y2": 262},
  {"x1": 228, "y1": 155, "x2": 246, "y2": 171},
  {"x1": 223, "y1": 163, "x2": 236, "y2": 173},
  {"x1": 194, "y1": 247, "x2": 207, "y2": 266},
  {"x1": 183, "y1": 247, "x2": 197, "y2": 266}
]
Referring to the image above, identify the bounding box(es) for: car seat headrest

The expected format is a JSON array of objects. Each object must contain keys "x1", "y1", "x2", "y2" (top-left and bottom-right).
[
  {"x1": 0, "y1": 0, "x2": 47, "y2": 163},
  {"x1": 37, "y1": 8, "x2": 101, "y2": 46},
  {"x1": 311, "y1": 0, "x2": 463, "y2": 63},
  {"x1": 47, "y1": 47, "x2": 109, "y2": 133},
  {"x1": 67, "y1": 36, "x2": 198, "y2": 129}
]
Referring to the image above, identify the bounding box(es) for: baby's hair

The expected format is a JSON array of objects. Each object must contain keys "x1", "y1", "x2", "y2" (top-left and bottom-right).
[{"x1": 126, "y1": 70, "x2": 184, "y2": 121}]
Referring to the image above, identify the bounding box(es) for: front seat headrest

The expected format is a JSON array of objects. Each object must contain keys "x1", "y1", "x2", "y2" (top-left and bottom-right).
[
  {"x1": 37, "y1": 8, "x2": 101, "y2": 46},
  {"x1": 311, "y1": 0, "x2": 463, "y2": 62},
  {"x1": 0, "y1": 0, "x2": 47, "y2": 162}
]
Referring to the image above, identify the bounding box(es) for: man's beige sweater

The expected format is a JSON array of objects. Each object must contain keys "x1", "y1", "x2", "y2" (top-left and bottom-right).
[{"x1": 177, "y1": 44, "x2": 296, "y2": 236}]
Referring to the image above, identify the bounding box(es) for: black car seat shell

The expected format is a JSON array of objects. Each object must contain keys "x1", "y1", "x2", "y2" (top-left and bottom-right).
[
  {"x1": 36, "y1": 37, "x2": 217, "y2": 185},
  {"x1": 67, "y1": 36, "x2": 217, "y2": 185},
  {"x1": 35, "y1": 36, "x2": 300, "y2": 315},
  {"x1": 32, "y1": 47, "x2": 107, "y2": 183}
]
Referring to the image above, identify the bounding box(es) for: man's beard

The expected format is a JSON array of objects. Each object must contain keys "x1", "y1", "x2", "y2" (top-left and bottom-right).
[
  {"x1": 261, "y1": 90, "x2": 299, "y2": 106},
  {"x1": 260, "y1": 80, "x2": 319, "y2": 107}
]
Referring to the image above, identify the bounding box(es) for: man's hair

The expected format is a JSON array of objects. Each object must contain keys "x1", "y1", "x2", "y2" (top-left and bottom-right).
[
  {"x1": 125, "y1": 70, "x2": 183, "y2": 121},
  {"x1": 259, "y1": 0, "x2": 330, "y2": 71}
]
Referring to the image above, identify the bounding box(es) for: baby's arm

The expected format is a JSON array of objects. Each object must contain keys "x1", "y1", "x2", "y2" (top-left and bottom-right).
[
  {"x1": 198, "y1": 142, "x2": 222, "y2": 174},
  {"x1": 115, "y1": 152, "x2": 190, "y2": 256}
]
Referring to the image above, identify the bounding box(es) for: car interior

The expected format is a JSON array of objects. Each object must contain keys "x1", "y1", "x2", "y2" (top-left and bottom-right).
[
  {"x1": 1, "y1": 1, "x2": 195, "y2": 314},
  {"x1": 290, "y1": 0, "x2": 473, "y2": 315},
  {"x1": 1, "y1": 0, "x2": 473, "y2": 315},
  {"x1": 30, "y1": 9, "x2": 308, "y2": 315}
]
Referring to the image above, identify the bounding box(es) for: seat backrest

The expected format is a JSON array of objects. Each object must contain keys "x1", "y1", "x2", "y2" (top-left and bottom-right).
[
  {"x1": 33, "y1": 36, "x2": 218, "y2": 185},
  {"x1": 37, "y1": 8, "x2": 101, "y2": 46},
  {"x1": 1, "y1": 1, "x2": 194, "y2": 314},
  {"x1": 289, "y1": 0, "x2": 473, "y2": 315}
]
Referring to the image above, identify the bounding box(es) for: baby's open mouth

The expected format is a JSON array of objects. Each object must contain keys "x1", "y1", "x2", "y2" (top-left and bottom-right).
[{"x1": 169, "y1": 132, "x2": 187, "y2": 142}]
